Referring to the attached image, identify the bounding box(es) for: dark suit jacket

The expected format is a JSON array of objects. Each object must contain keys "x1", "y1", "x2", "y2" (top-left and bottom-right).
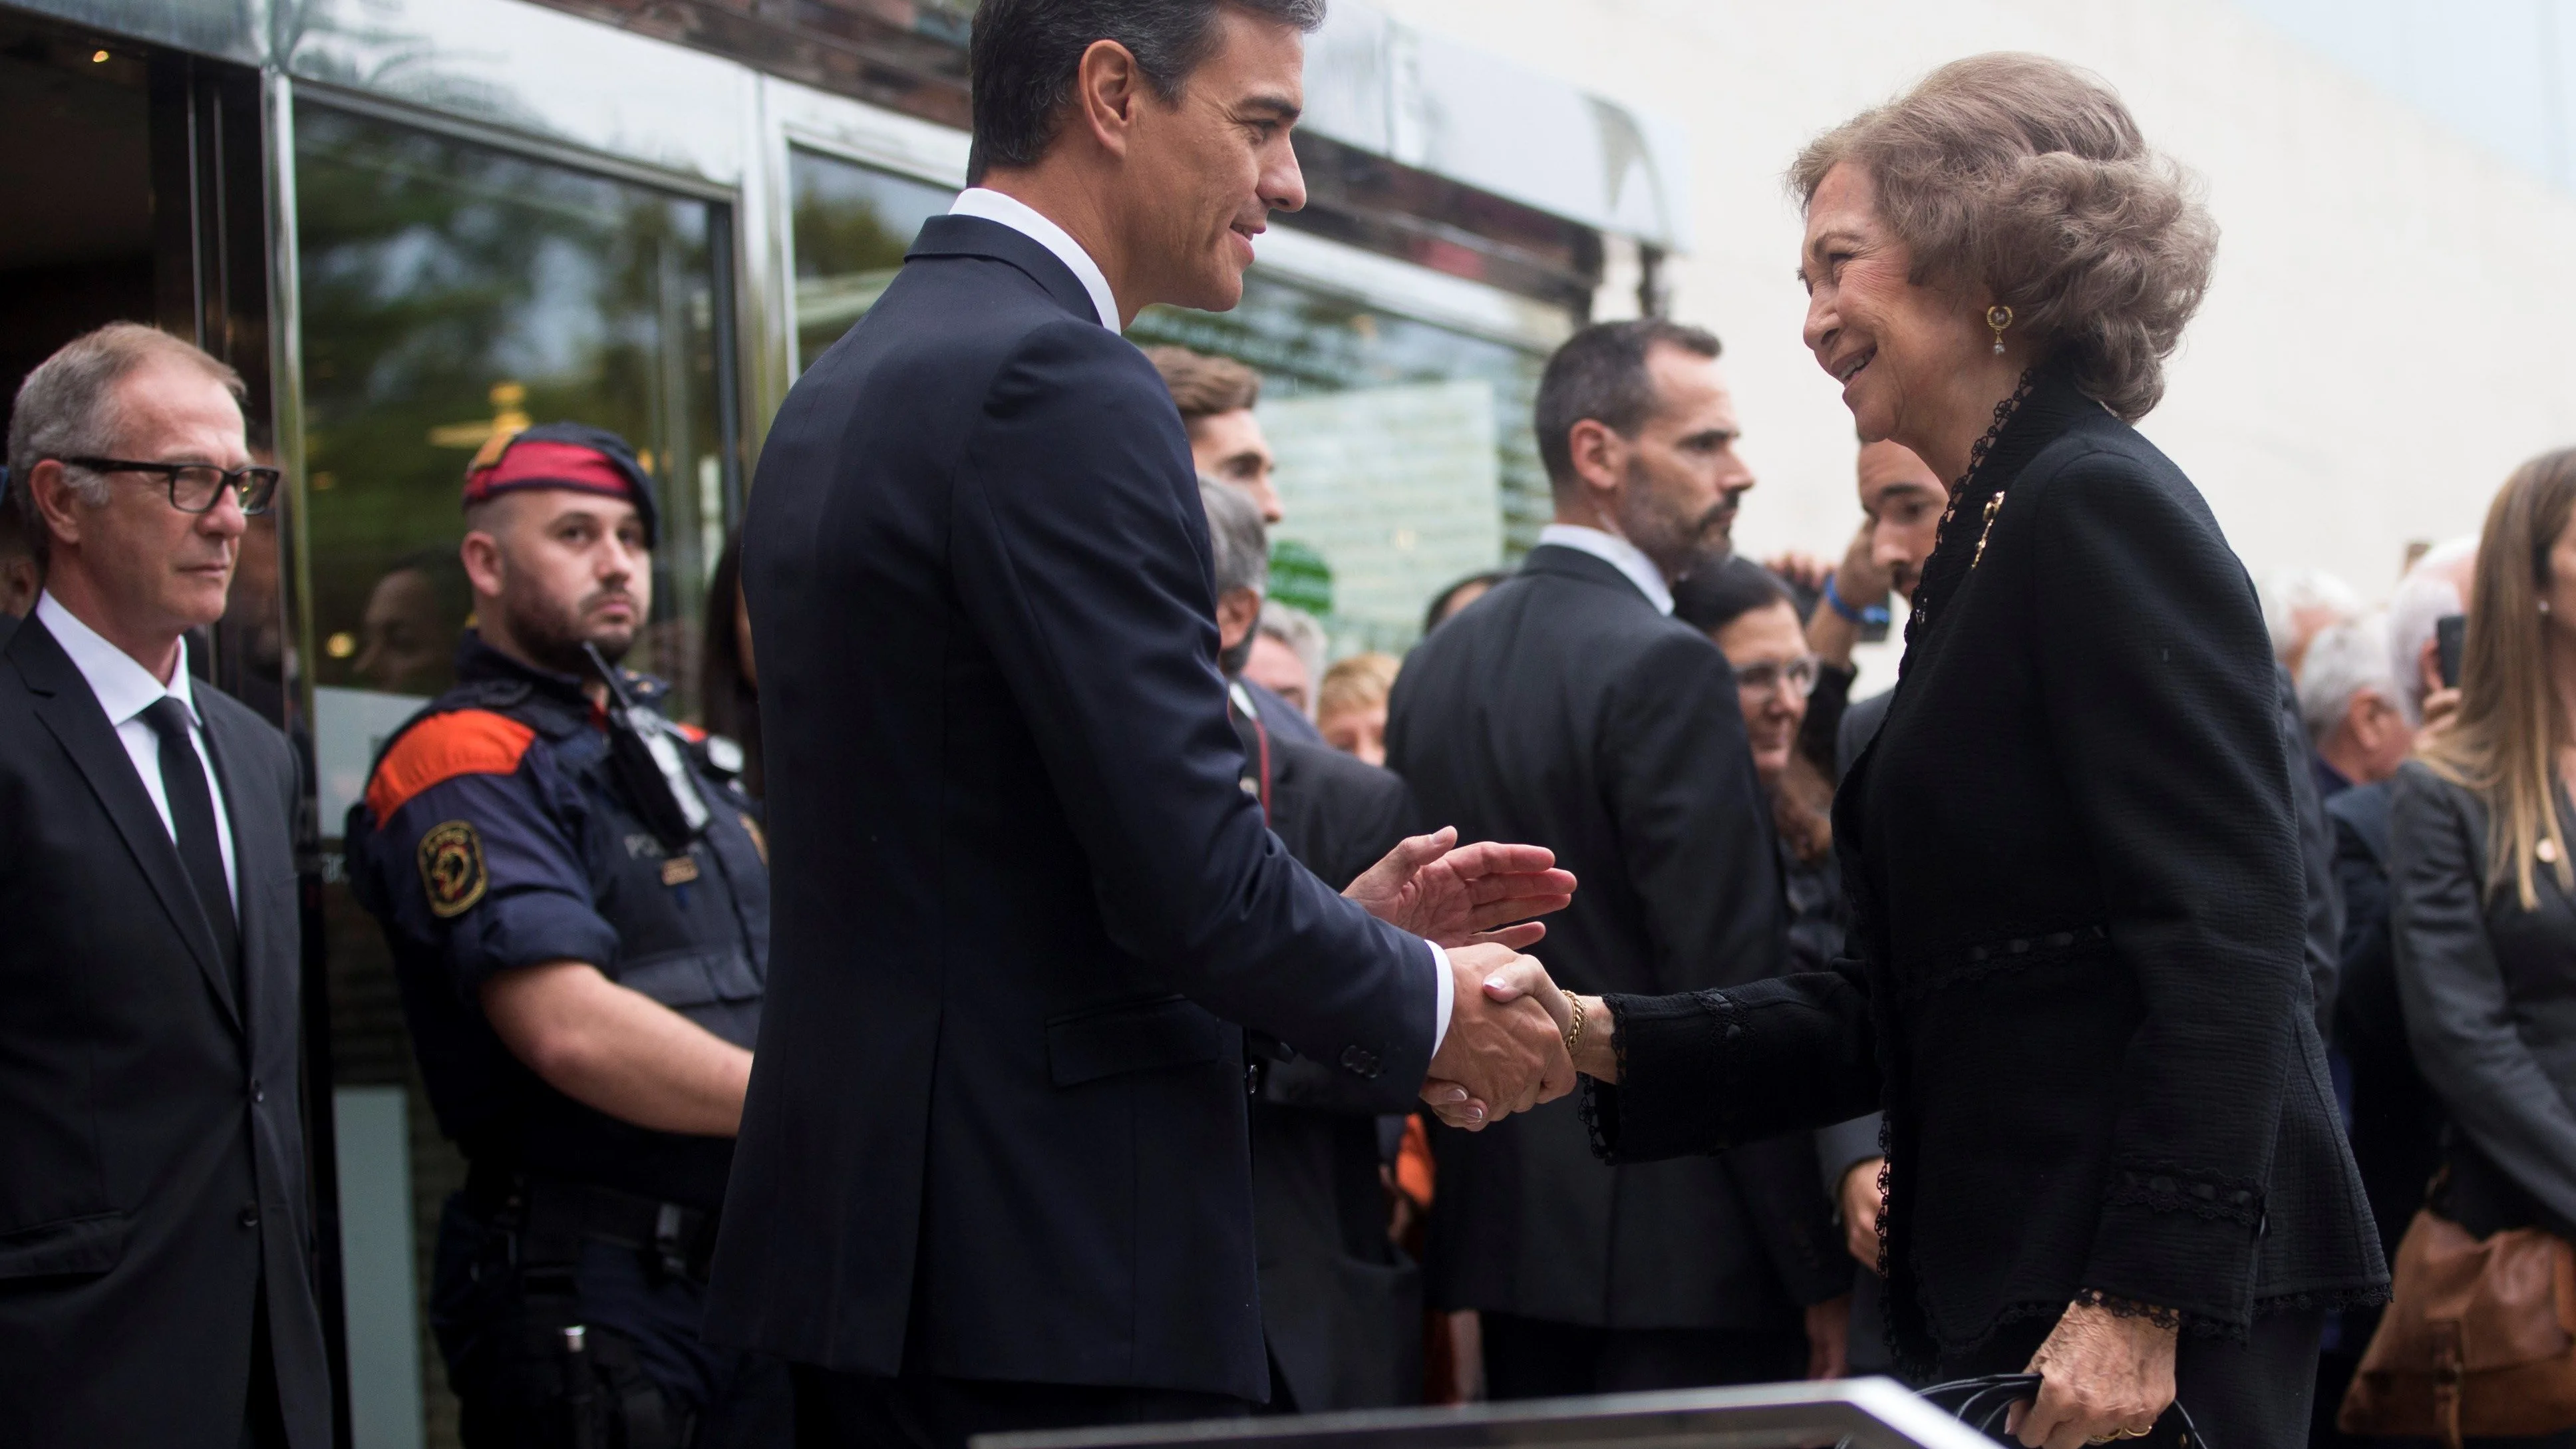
[
  {"x1": 707, "y1": 215, "x2": 1436, "y2": 1402},
  {"x1": 0, "y1": 618, "x2": 329, "y2": 1447},
  {"x1": 1233, "y1": 703, "x2": 1426, "y2": 1410},
  {"x1": 1387, "y1": 544, "x2": 1847, "y2": 1331},
  {"x1": 1593, "y1": 368, "x2": 2384, "y2": 1371}
]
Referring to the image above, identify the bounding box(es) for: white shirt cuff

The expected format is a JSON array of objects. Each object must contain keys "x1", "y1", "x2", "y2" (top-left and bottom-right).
[{"x1": 1428, "y1": 939, "x2": 1453, "y2": 1056}]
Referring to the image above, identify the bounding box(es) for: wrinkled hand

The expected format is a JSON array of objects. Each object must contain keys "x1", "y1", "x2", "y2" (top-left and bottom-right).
[
  {"x1": 1840, "y1": 1157, "x2": 1885, "y2": 1271},
  {"x1": 1806, "y1": 1294, "x2": 1853, "y2": 1380},
  {"x1": 2005, "y1": 1301, "x2": 2177, "y2": 1449},
  {"x1": 1418, "y1": 946, "x2": 1573, "y2": 1130},
  {"x1": 1346, "y1": 827, "x2": 1576, "y2": 951}
]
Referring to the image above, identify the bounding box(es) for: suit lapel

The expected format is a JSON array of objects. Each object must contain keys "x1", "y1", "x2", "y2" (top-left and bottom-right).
[{"x1": 9, "y1": 619, "x2": 242, "y2": 1031}]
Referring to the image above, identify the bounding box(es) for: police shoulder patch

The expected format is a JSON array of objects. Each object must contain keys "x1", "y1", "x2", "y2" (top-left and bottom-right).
[{"x1": 417, "y1": 820, "x2": 490, "y2": 918}]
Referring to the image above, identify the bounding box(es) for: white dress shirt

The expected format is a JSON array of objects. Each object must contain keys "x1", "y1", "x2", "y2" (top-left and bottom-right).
[
  {"x1": 948, "y1": 188, "x2": 1123, "y2": 331},
  {"x1": 951, "y1": 188, "x2": 1456, "y2": 1052},
  {"x1": 1536, "y1": 522, "x2": 1676, "y2": 616},
  {"x1": 37, "y1": 591, "x2": 238, "y2": 909}
]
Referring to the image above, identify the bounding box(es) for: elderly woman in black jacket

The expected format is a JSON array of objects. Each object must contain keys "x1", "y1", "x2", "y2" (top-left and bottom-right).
[{"x1": 1482, "y1": 54, "x2": 2385, "y2": 1449}]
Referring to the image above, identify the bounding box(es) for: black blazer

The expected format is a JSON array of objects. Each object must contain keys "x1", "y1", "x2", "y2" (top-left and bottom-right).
[
  {"x1": 1387, "y1": 546, "x2": 1848, "y2": 1331},
  {"x1": 1237, "y1": 709, "x2": 1426, "y2": 1411},
  {"x1": 0, "y1": 618, "x2": 330, "y2": 1446},
  {"x1": 2391, "y1": 762, "x2": 2576, "y2": 1233},
  {"x1": 1591, "y1": 370, "x2": 2384, "y2": 1370},
  {"x1": 705, "y1": 216, "x2": 1436, "y2": 1402}
]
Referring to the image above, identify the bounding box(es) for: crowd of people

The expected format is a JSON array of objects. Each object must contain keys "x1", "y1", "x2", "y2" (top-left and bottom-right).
[{"x1": 5, "y1": 4, "x2": 2576, "y2": 1449}]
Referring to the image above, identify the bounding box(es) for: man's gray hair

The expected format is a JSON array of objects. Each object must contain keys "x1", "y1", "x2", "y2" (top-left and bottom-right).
[
  {"x1": 2259, "y1": 567, "x2": 2360, "y2": 665},
  {"x1": 7, "y1": 323, "x2": 245, "y2": 563},
  {"x1": 1257, "y1": 599, "x2": 1327, "y2": 708},
  {"x1": 1198, "y1": 475, "x2": 1269, "y2": 599},
  {"x1": 2388, "y1": 538, "x2": 2477, "y2": 726},
  {"x1": 2297, "y1": 613, "x2": 2394, "y2": 744}
]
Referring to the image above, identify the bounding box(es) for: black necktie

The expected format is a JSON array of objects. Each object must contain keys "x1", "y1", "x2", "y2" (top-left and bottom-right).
[{"x1": 141, "y1": 697, "x2": 240, "y2": 973}]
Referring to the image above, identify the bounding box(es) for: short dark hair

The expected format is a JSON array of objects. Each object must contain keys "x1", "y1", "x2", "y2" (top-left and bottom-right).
[
  {"x1": 1533, "y1": 318, "x2": 1720, "y2": 495},
  {"x1": 967, "y1": 0, "x2": 1327, "y2": 183},
  {"x1": 1144, "y1": 345, "x2": 1261, "y2": 420},
  {"x1": 1671, "y1": 555, "x2": 1794, "y2": 635}
]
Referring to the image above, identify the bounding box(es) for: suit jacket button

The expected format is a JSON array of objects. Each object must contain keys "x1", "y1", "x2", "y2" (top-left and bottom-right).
[
  {"x1": 238, "y1": 1205, "x2": 260, "y2": 1229},
  {"x1": 250, "y1": 1079, "x2": 265, "y2": 1105},
  {"x1": 1339, "y1": 1046, "x2": 1381, "y2": 1079}
]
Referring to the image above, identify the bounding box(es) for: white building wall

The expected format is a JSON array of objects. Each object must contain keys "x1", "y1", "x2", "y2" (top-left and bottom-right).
[{"x1": 1368, "y1": 0, "x2": 2576, "y2": 609}]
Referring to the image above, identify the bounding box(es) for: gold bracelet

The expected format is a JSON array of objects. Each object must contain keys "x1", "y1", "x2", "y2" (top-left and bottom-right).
[{"x1": 1564, "y1": 994, "x2": 1587, "y2": 1056}]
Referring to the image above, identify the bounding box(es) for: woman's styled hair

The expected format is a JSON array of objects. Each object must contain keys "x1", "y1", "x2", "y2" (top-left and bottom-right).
[
  {"x1": 2421, "y1": 448, "x2": 2576, "y2": 909},
  {"x1": 1790, "y1": 53, "x2": 2217, "y2": 422}
]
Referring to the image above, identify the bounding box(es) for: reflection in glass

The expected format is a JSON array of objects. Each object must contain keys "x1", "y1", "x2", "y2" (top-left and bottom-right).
[
  {"x1": 1133, "y1": 281, "x2": 1548, "y2": 657},
  {"x1": 294, "y1": 104, "x2": 740, "y2": 1449},
  {"x1": 788, "y1": 146, "x2": 955, "y2": 371},
  {"x1": 295, "y1": 104, "x2": 733, "y2": 725}
]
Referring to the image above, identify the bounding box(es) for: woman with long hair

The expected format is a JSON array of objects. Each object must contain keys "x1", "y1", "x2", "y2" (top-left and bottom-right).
[{"x1": 2391, "y1": 449, "x2": 2576, "y2": 1449}]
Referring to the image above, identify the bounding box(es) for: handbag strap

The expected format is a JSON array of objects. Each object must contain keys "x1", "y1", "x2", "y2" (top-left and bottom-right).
[{"x1": 1917, "y1": 1372, "x2": 2207, "y2": 1448}]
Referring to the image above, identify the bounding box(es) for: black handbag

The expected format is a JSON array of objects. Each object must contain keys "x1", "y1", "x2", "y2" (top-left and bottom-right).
[{"x1": 1918, "y1": 1373, "x2": 2207, "y2": 1449}]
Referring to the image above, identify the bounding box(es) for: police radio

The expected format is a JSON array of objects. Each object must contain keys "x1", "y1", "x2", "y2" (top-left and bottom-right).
[{"x1": 583, "y1": 643, "x2": 711, "y2": 848}]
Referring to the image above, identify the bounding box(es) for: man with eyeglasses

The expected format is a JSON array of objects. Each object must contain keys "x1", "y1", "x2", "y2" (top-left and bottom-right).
[{"x1": 0, "y1": 322, "x2": 328, "y2": 1448}]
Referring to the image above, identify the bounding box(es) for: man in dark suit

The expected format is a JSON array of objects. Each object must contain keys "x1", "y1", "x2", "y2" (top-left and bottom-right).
[
  {"x1": 1201, "y1": 477, "x2": 1427, "y2": 1412},
  {"x1": 705, "y1": 5, "x2": 1578, "y2": 1444},
  {"x1": 1390, "y1": 319, "x2": 1851, "y2": 1395},
  {"x1": 0, "y1": 323, "x2": 329, "y2": 1446}
]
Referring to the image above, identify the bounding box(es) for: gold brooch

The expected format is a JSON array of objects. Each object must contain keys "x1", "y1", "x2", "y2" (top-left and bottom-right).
[{"x1": 1973, "y1": 492, "x2": 2007, "y2": 568}]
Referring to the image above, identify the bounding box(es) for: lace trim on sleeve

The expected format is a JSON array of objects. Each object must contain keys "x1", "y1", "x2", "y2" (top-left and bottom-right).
[{"x1": 2072, "y1": 1290, "x2": 2183, "y2": 1333}]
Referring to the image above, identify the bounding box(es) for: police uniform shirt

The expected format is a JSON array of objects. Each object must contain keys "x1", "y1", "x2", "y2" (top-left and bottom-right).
[{"x1": 348, "y1": 633, "x2": 769, "y2": 1209}]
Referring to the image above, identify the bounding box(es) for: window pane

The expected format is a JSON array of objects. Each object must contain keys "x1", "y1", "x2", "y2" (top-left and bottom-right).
[
  {"x1": 1132, "y1": 280, "x2": 1550, "y2": 657},
  {"x1": 295, "y1": 104, "x2": 730, "y2": 732},
  {"x1": 788, "y1": 146, "x2": 955, "y2": 371}
]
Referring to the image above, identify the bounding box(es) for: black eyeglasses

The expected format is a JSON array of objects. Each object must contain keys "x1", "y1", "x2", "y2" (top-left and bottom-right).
[{"x1": 55, "y1": 456, "x2": 282, "y2": 516}]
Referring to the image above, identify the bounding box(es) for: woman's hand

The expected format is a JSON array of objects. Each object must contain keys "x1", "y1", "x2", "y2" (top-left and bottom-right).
[{"x1": 2005, "y1": 1300, "x2": 2177, "y2": 1449}]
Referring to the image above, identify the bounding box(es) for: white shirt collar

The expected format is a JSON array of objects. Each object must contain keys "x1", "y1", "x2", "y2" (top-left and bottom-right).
[
  {"x1": 35, "y1": 590, "x2": 201, "y2": 730},
  {"x1": 948, "y1": 187, "x2": 1122, "y2": 331},
  {"x1": 1535, "y1": 524, "x2": 1675, "y2": 615}
]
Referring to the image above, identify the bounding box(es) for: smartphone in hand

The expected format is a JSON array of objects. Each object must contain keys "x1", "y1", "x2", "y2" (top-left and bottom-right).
[{"x1": 2436, "y1": 613, "x2": 2466, "y2": 689}]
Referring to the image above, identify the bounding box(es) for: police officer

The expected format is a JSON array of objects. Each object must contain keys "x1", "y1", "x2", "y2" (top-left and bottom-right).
[{"x1": 345, "y1": 423, "x2": 787, "y2": 1447}]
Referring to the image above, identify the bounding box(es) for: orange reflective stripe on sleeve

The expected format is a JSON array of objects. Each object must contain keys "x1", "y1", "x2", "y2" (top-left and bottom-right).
[{"x1": 363, "y1": 710, "x2": 539, "y2": 823}]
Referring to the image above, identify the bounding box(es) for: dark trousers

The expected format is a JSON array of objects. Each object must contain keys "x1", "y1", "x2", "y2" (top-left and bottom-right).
[
  {"x1": 1478, "y1": 1312, "x2": 1808, "y2": 1400},
  {"x1": 1943, "y1": 1309, "x2": 2327, "y2": 1449},
  {"x1": 790, "y1": 1367, "x2": 1247, "y2": 1449},
  {"x1": 432, "y1": 1192, "x2": 793, "y2": 1448}
]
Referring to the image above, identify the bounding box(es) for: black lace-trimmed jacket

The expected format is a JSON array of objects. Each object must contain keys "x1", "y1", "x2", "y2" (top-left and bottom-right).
[{"x1": 1587, "y1": 368, "x2": 2387, "y2": 1371}]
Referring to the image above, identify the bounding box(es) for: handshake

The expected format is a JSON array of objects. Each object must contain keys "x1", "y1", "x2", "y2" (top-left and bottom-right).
[{"x1": 1341, "y1": 827, "x2": 1583, "y2": 1132}]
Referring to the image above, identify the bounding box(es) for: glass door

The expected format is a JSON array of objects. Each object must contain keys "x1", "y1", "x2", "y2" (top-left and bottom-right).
[{"x1": 291, "y1": 98, "x2": 740, "y2": 1449}]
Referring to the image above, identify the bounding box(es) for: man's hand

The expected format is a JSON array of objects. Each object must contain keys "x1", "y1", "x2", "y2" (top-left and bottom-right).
[
  {"x1": 1346, "y1": 826, "x2": 1576, "y2": 951},
  {"x1": 1420, "y1": 945, "x2": 1573, "y2": 1130},
  {"x1": 1840, "y1": 1156, "x2": 1886, "y2": 1271}
]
